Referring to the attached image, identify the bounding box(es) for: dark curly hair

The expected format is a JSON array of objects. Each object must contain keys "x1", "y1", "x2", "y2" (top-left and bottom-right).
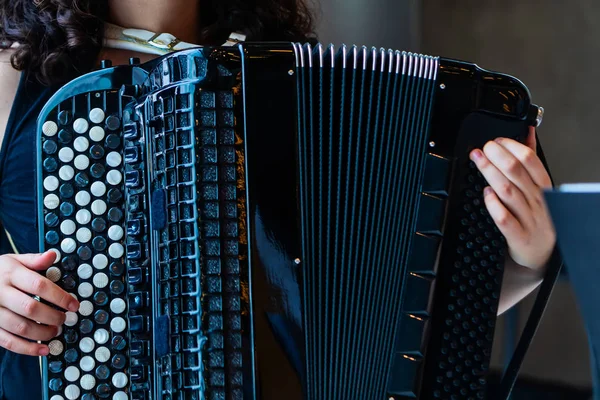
[{"x1": 0, "y1": 0, "x2": 316, "y2": 85}]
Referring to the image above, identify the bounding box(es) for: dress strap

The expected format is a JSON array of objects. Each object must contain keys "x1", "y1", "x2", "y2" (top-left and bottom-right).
[{"x1": 103, "y1": 22, "x2": 246, "y2": 55}]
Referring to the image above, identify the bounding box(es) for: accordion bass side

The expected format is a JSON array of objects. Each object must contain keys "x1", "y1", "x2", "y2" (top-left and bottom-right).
[{"x1": 36, "y1": 42, "x2": 546, "y2": 400}]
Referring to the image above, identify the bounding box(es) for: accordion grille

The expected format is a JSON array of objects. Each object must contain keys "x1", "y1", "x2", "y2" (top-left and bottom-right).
[{"x1": 294, "y1": 43, "x2": 438, "y2": 399}]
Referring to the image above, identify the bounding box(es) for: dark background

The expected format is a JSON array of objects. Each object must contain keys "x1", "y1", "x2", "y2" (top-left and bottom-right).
[{"x1": 316, "y1": 0, "x2": 597, "y2": 398}]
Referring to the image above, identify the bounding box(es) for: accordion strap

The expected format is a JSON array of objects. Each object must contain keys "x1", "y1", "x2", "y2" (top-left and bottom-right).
[
  {"x1": 103, "y1": 22, "x2": 247, "y2": 55},
  {"x1": 495, "y1": 132, "x2": 564, "y2": 399}
]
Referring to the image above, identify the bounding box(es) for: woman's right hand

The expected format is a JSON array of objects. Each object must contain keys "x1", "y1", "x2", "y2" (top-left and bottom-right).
[{"x1": 0, "y1": 251, "x2": 79, "y2": 356}]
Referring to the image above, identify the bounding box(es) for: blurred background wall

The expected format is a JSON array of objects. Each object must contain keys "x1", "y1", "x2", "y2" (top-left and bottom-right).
[{"x1": 316, "y1": 0, "x2": 598, "y2": 397}]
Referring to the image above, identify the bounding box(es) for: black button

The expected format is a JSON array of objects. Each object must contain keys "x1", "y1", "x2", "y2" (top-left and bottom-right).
[
  {"x1": 110, "y1": 261, "x2": 124, "y2": 276},
  {"x1": 95, "y1": 366, "x2": 110, "y2": 381},
  {"x1": 93, "y1": 291, "x2": 108, "y2": 306},
  {"x1": 110, "y1": 280, "x2": 124, "y2": 295},
  {"x1": 61, "y1": 275, "x2": 76, "y2": 290},
  {"x1": 61, "y1": 255, "x2": 78, "y2": 271},
  {"x1": 45, "y1": 231, "x2": 59, "y2": 245},
  {"x1": 59, "y1": 183, "x2": 74, "y2": 198},
  {"x1": 107, "y1": 188, "x2": 122, "y2": 203},
  {"x1": 111, "y1": 353, "x2": 126, "y2": 369},
  {"x1": 77, "y1": 245, "x2": 92, "y2": 260},
  {"x1": 79, "y1": 319, "x2": 93, "y2": 334},
  {"x1": 64, "y1": 348, "x2": 78, "y2": 363},
  {"x1": 57, "y1": 129, "x2": 72, "y2": 144},
  {"x1": 90, "y1": 163, "x2": 105, "y2": 179},
  {"x1": 49, "y1": 360, "x2": 63, "y2": 373},
  {"x1": 106, "y1": 115, "x2": 121, "y2": 131},
  {"x1": 108, "y1": 207, "x2": 123, "y2": 222},
  {"x1": 89, "y1": 144, "x2": 105, "y2": 160},
  {"x1": 105, "y1": 134, "x2": 120, "y2": 150},
  {"x1": 94, "y1": 310, "x2": 109, "y2": 324},
  {"x1": 43, "y1": 140, "x2": 57, "y2": 154},
  {"x1": 92, "y1": 236, "x2": 107, "y2": 251},
  {"x1": 48, "y1": 378, "x2": 63, "y2": 391},
  {"x1": 57, "y1": 110, "x2": 71, "y2": 125},
  {"x1": 111, "y1": 335, "x2": 126, "y2": 351},
  {"x1": 43, "y1": 157, "x2": 58, "y2": 172},
  {"x1": 60, "y1": 202, "x2": 74, "y2": 217},
  {"x1": 75, "y1": 172, "x2": 90, "y2": 187},
  {"x1": 64, "y1": 329, "x2": 78, "y2": 344},
  {"x1": 91, "y1": 217, "x2": 106, "y2": 233},
  {"x1": 44, "y1": 213, "x2": 59, "y2": 227}
]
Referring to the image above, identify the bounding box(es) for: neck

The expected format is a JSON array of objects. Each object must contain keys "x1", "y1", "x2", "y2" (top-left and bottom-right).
[{"x1": 107, "y1": 0, "x2": 201, "y2": 44}]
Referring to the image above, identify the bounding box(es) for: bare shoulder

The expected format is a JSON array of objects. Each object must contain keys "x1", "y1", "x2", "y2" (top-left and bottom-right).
[{"x1": 0, "y1": 48, "x2": 21, "y2": 149}]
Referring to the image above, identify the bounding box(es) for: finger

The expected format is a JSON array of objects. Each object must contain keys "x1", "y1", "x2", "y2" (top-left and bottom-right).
[
  {"x1": 469, "y1": 148, "x2": 533, "y2": 226},
  {"x1": 6, "y1": 251, "x2": 57, "y2": 271},
  {"x1": 0, "y1": 327, "x2": 49, "y2": 356},
  {"x1": 0, "y1": 307, "x2": 60, "y2": 341},
  {"x1": 495, "y1": 136, "x2": 552, "y2": 189},
  {"x1": 482, "y1": 140, "x2": 541, "y2": 207},
  {"x1": 525, "y1": 126, "x2": 537, "y2": 151},
  {"x1": 483, "y1": 186, "x2": 526, "y2": 244},
  {"x1": 0, "y1": 288, "x2": 67, "y2": 326},
  {"x1": 9, "y1": 267, "x2": 79, "y2": 312}
]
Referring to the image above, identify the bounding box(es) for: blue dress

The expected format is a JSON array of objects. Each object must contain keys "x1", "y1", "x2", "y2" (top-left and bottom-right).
[{"x1": 0, "y1": 71, "x2": 59, "y2": 399}]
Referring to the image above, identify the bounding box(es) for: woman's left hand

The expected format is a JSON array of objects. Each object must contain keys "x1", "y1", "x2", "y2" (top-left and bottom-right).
[{"x1": 469, "y1": 126, "x2": 556, "y2": 271}]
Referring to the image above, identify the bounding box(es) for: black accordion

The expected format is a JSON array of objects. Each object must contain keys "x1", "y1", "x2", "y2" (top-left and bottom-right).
[{"x1": 36, "y1": 42, "x2": 547, "y2": 400}]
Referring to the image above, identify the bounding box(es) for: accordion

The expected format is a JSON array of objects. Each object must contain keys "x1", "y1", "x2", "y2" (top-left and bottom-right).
[{"x1": 36, "y1": 42, "x2": 549, "y2": 400}]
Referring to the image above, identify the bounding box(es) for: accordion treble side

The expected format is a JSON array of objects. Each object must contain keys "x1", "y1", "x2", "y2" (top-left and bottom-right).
[{"x1": 36, "y1": 42, "x2": 545, "y2": 400}]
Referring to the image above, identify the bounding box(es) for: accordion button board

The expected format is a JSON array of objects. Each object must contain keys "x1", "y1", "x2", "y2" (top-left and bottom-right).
[{"x1": 36, "y1": 43, "x2": 546, "y2": 399}]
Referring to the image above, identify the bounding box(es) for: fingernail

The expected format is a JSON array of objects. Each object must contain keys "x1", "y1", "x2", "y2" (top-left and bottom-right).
[
  {"x1": 68, "y1": 300, "x2": 79, "y2": 312},
  {"x1": 39, "y1": 347, "x2": 49, "y2": 356},
  {"x1": 494, "y1": 137, "x2": 503, "y2": 144},
  {"x1": 55, "y1": 325, "x2": 63, "y2": 337},
  {"x1": 470, "y1": 149, "x2": 483, "y2": 161},
  {"x1": 484, "y1": 186, "x2": 493, "y2": 196}
]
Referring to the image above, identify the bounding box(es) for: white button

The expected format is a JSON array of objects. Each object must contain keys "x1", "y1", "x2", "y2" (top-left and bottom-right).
[
  {"x1": 73, "y1": 136, "x2": 89, "y2": 152},
  {"x1": 93, "y1": 273, "x2": 108, "y2": 288},
  {"x1": 48, "y1": 340, "x2": 63, "y2": 355},
  {"x1": 93, "y1": 254, "x2": 108, "y2": 270},
  {"x1": 64, "y1": 384, "x2": 80, "y2": 400},
  {"x1": 108, "y1": 243, "x2": 124, "y2": 258},
  {"x1": 58, "y1": 147, "x2": 74, "y2": 163},
  {"x1": 60, "y1": 238, "x2": 76, "y2": 253},
  {"x1": 42, "y1": 121, "x2": 58, "y2": 136},
  {"x1": 79, "y1": 300, "x2": 93, "y2": 316},
  {"x1": 108, "y1": 225, "x2": 124, "y2": 241},
  {"x1": 60, "y1": 220, "x2": 76, "y2": 235},
  {"x1": 77, "y1": 263, "x2": 93, "y2": 279},
  {"x1": 50, "y1": 395, "x2": 64, "y2": 400},
  {"x1": 64, "y1": 312, "x2": 78, "y2": 327},
  {"x1": 43, "y1": 176, "x2": 59, "y2": 192},
  {"x1": 113, "y1": 392, "x2": 128, "y2": 400},
  {"x1": 75, "y1": 191, "x2": 91, "y2": 206},
  {"x1": 106, "y1": 170, "x2": 122, "y2": 185},
  {"x1": 74, "y1": 154, "x2": 90, "y2": 170},
  {"x1": 112, "y1": 372, "x2": 128, "y2": 389},
  {"x1": 80, "y1": 374, "x2": 96, "y2": 391},
  {"x1": 89, "y1": 108, "x2": 105, "y2": 124},
  {"x1": 76, "y1": 209, "x2": 92, "y2": 225},
  {"x1": 94, "y1": 328, "x2": 109, "y2": 345},
  {"x1": 106, "y1": 151, "x2": 122, "y2": 167},
  {"x1": 44, "y1": 194, "x2": 59, "y2": 210},
  {"x1": 64, "y1": 365, "x2": 80, "y2": 382},
  {"x1": 80, "y1": 356, "x2": 95, "y2": 372},
  {"x1": 89, "y1": 126, "x2": 105, "y2": 142},
  {"x1": 110, "y1": 317, "x2": 126, "y2": 333},
  {"x1": 49, "y1": 248, "x2": 61, "y2": 263},
  {"x1": 76, "y1": 227, "x2": 92, "y2": 243},
  {"x1": 73, "y1": 118, "x2": 89, "y2": 134},
  {"x1": 110, "y1": 298, "x2": 126, "y2": 314},
  {"x1": 46, "y1": 267, "x2": 62, "y2": 282},
  {"x1": 95, "y1": 346, "x2": 110, "y2": 362},
  {"x1": 79, "y1": 337, "x2": 95, "y2": 353},
  {"x1": 59, "y1": 165, "x2": 75, "y2": 181},
  {"x1": 77, "y1": 282, "x2": 93, "y2": 298},
  {"x1": 91, "y1": 200, "x2": 107, "y2": 215},
  {"x1": 91, "y1": 181, "x2": 106, "y2": 197}
]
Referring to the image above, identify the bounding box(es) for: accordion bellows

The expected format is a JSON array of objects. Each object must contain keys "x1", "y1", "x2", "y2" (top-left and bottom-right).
[{"x1": 36, "y1": 42, "x2": 543, "y2": 400}]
